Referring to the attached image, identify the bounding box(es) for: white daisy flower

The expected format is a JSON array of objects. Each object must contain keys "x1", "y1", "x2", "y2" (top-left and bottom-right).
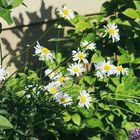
[
  {"x1": 82, "y1": 41, "x2": 96, "y2": 51},
  {"x1": 0, "y1": 66, "x2": 8, "y2": 83},
  {"x1": 94, "y1": 60, "x2": 116, "y2": 77},
  {"x1": 56, "y1": 5, "x2": 75, "y2": 20},
  {"x1": 78, "y1": 90, "x2": 92, "y2": 109},
  {"x1": 72, "y1": 48, "x2": 88, "y2": 64},
  {"x1": 115, "y1": 65, "x2": 129, "y2": 76},
  {"x1": 55, "y1": 73, "x2": 70, "y2": 86},
  {"x1": 67, "y1": 63, "x2": 85, "y2": 77},
  {"x1": 44, "y1": 82, "x2": 59, "y2": 96},
  {"x1": 104, "y1": 23, "x2": 120, "y2": 42},
  {"x1": 34, "y1": 42, "x2": 54, "y2": 61},
  {"x1": 45, "y1": 69, "x2": 60, "y2": 80},
  {"x1": 56, "y1": 93, "x2": 72, "y2": 107}
]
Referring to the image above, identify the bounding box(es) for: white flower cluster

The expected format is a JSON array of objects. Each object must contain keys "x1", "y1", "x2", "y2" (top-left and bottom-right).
[
  {"x1": 44, "y1": 69, "x2": 73, "y2": 107},
  {"x1": 33, "y1": 6, "x2": 126, "y2": 110},
  {"x1": 0, "y1": 66, "x2": 8, "y2": 84},
  {"x1": 44, "y1": 80, "x2": 92, "y2": 109},
  {"x1": 67, "y1": 42, "x2": 96, "y2": 77},
  {"x1": 57, "y1": 6, "x2": 120, "y2": 43},
  {"x1": 44, "y1": 69, "x2": 92, "y2": 109},
  {"x1": 94, "y1": 60, "x2": 128, "y2": 78}
]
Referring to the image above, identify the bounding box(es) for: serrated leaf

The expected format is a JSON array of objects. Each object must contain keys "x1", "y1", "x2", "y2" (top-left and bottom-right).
[
  {"x1": 0, "y1": 115, "x2": 13, "y2": 129},
  {"x1": 72, "y1": 113, "x2": 81, "y2": 126}
]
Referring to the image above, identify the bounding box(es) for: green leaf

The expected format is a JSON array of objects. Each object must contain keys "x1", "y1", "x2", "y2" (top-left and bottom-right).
[
  {"x1": 134, "y1": 1, "x2": 140, "y2": 11},
  {"x1": 91, "y1": 53, "x2": 104, "y2": 63},
  {"x1": 0, "y1": 115, "x2": 13, "y2": 129},
  {"x1": 126, "y1": 101, "x2": 140, "y2": 114},
  {"x1": 118, "y1": 55, "x2": 130, "y2": 64},
  {"x1": 122, "y1": 120, "x2": 137, "y2": 131},
  {"x1": 15, "y1": 90, "x2": 25, "y2": 97},
  {"x1": 63, "y1": 112, "x2": 71, "y2": 122},
  {"x1": 108, "y1": 114, "x2": 114, "y2": 122},
  {"x1": 111, "y1": 77, "x2": 120, "y2": 86},
  {"x1": 133, "y1": 58, "x2": 140, "y2": 64},
  {"x1": 72, "y1": 113, "x2": 81, "y2": 126},
  {"x1": 84, "y1": 76, "x2": 96, "y2": 85},
  {"x1": 99, "y1": 103, "x2": 110, "y2": 111},
  {"x1": 79, "y1": 108, "x2": 93, "y2": 118},
  {"x1": 85, "y1": 118, "x2": 103, "y2": 129},
  {"x1": 8, "y1": 0, "x2": 23, "y2": 8},
  {"x1": 95, "y1": 112, "x2": 106, "y2": 120},
  {"x1": 122, "y1": 8, "x2": 139, "y2": 19},
  {"x1": 27, "y1": 70, "x2": 39, "y2": 81},
  {"x1": 0, "y1": 0, "x2": 7, "y2": 8},
  {"x1": 80, "y1": 33, "x2": 96, "y2": 47},
  {"x1": 115, "y1": 83, "x2": 125, "y2": 94},
  {"x1": 75, "y1": 21, "x2": 93, "y2": 32},
  {"x1": 0, "y1": 8, "x2": 13, "y2": 24},
  {"x1": 114, "y1": 129, "x2": 128, "y2": 140},
  {"x1": 55, "y1": 52, "x2": 62, "y2": 65}
]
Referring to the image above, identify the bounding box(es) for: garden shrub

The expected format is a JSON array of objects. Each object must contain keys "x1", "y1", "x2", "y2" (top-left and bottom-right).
[{"x1": 0, "y1": 0, "x2": 140, "y2": 139}]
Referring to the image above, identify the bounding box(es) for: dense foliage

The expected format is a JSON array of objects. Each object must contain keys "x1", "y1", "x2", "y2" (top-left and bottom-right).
[{"x1": 0, "y1": 0, "x2": 140, "y2": 139}]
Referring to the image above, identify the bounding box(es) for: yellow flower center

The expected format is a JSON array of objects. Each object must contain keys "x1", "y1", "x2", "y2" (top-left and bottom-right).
[
  {"x1": 77, "y1": 53, "x2": 84, "y2": 59},
  {"x1": 81, "y1": 95, "x2": 87, "y2": 103},
  {"x1": 108, "y1": 28, "x2": 116, "y2": 35},
  {"x1": 103, "y1": 65, "x2": 111, "y2": 71},
  {"x1": 61, "y1": 97, "x2": 67, "y2": 103},
  {"x1": 116, "y1": 66, "x2": 123, "y2": 71},
  {"x1": 59, "y1": 76, "x2": 66, "y2": 83},
  {"x1": 50, "y1": 87, "x2": 57, "y2": 94},
  {"x1": 73, "y1": 67, "x2": 79, "y2": 73},
  {"x1": 63, "y1": 9, "x2": 69, "y2": 15},
  {"x1": 87, "y1": 45, "x2": 92, "y2": 49},
  {"x1": 42, "y1": 47, "x2": 49, "y2": 54}
]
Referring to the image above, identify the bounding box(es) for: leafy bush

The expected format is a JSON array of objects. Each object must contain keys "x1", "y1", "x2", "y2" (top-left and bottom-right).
[{"x1": 0, "y1": 0, "x2": 140, "y2": 139}]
